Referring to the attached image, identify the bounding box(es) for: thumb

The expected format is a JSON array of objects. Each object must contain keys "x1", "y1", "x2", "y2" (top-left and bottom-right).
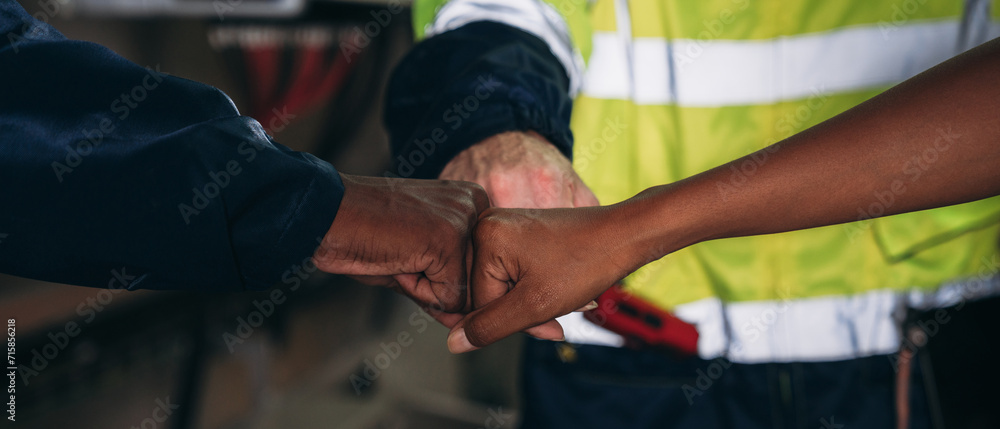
[
  {"x1": 448, "y1": 317, "x2": 564, "y2": 354},
  {"x1": 447, "y1": 281, "x2": 565, "y2": 353}
]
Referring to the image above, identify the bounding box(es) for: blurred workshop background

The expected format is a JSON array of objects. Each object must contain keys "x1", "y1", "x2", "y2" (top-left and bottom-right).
[
  {"x1": 3, "y1": 0, "x2": 1000, "y2": 429},
  {"x1": 2, "y1": 0, "x2": 523, "y2": 428}
]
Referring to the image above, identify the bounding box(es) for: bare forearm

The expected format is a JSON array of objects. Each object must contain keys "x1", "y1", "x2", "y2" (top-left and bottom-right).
[{"x1": 625, "y1": 37, "x2": 1000, "y2": 264}]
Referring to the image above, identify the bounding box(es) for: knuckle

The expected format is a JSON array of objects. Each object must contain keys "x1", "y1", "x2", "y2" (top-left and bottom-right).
[
  {"x1": 531, "y1": 166, "x2": 570, "y2": 194},
  {"x1": 465, "y1": 182, "x2": 490, "y2": 211},
  {"x1": 465, "y1": 180, "x2": 486, "y2": 196},
  {"x1": 485, "y1": 175, "x2": 510, "y2": 197},
  {"x1": 477, "y1": 206, "x2": 500, "y2": 222},
  {"x1": 473, "y1": 210, "x2": 505, "y2": 243}
]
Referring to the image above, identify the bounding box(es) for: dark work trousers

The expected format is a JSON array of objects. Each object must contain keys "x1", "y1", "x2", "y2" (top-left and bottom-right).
[{"x1": 519, "y1": 339, "x2": 931, "y2": 429}]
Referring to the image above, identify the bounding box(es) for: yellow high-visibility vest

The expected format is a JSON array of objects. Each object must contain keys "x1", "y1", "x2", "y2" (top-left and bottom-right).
[{"x1": 412, "y1": 1, "x2": 1000, "y2": 359}]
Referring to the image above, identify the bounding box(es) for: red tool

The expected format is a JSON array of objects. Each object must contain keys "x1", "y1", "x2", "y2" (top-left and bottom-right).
[{"x1": 584, "y1": 284, "x2": 700, "y2": 357}]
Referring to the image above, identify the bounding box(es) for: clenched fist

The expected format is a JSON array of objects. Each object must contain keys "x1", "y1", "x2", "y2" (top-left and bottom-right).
[
  {"x1": 440, "y1": 131, "x2": 599, "y2": 209},
  {"x1": 441, "y1": 130, "x2": 602, "y2": 340},
  {"x1": 312, "y1": 174, "x2": 491, "y2": 326},
  {"x1": 448, "y1": 205, "x2": 652, "y2": 353}
]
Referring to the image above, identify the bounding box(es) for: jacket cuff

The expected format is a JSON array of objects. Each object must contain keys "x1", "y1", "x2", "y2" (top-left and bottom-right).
[{"x1": 385, "y1": 21, "x2": 574, "y2": 179}]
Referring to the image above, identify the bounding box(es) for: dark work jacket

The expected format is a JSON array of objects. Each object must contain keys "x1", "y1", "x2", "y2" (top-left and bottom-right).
[
  {"x1": 0, "y1": 0, "x2": 343, "y2": 292},
  {"x1": 384, "y1": 21, "x2": 575, "y2": 180}
]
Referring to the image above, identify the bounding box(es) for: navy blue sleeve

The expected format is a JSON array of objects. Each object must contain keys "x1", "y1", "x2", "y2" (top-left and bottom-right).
[
  {"x1": 384, "y1": 21, "x2": 574, "y2": 179},
  {"x1": 0, "y1": 0, "x2": 343, "y2": 292}
]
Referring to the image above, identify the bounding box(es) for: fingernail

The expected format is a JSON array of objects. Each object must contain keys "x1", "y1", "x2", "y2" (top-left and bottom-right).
[
  {"x1": 447, "y1": 328, "x2": 475, "y2": 354},
  {"x1": 574, "y1": 300, "x2": 598, "y2": 312},
  {"x1": 528, "y1": 334, "x2": 566, "y2": 342}
]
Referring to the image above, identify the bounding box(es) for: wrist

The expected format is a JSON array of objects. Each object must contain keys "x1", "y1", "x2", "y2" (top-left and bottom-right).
[
  {"x1": 608, "y1": 184, "x2": 716, "y2": 269},
  {"x1": 313, "y1": 174, "x2": 386, "y2": 271}
]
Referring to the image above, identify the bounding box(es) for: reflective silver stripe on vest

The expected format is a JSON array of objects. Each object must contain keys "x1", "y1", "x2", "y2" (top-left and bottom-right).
[
  {"x1": 583, "y1": 20, "x2": 973, "y2": 106},
  {"x1": 561, "y1": 276, "x2": 1000, "y2": 363}
]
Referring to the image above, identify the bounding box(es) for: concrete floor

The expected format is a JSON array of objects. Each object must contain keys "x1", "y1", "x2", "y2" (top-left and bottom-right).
[
  {"x1": 247, "y1": 290, "x2": 525, "y2": 429},
  {"x1": 191, "y1": 277, "x2": 526, "y2": 429}
]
